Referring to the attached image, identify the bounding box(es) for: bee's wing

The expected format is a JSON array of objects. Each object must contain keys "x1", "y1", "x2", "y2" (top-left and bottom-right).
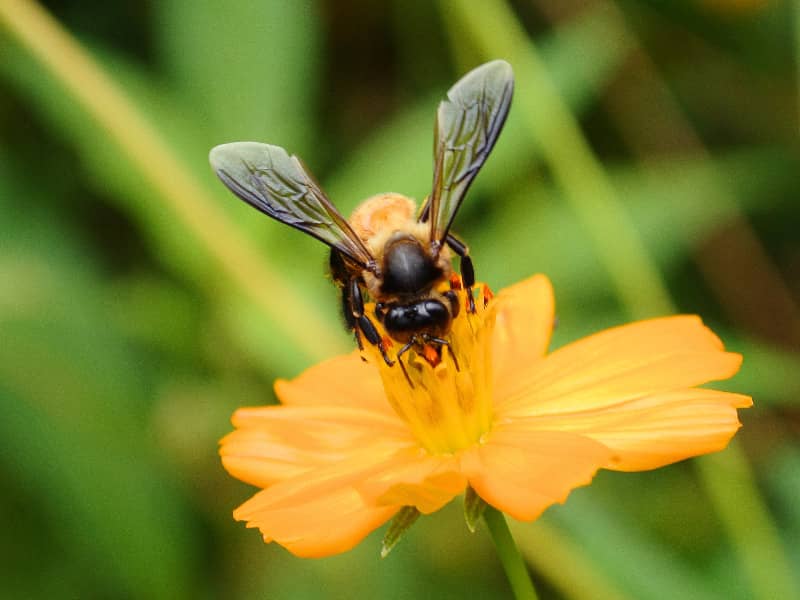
[
  {"x1": 425, "y1": 60, "x2": 514, "y2": 244},
  {"x1": 210, "y1": 142, "x2": 376, "y2": 269}
]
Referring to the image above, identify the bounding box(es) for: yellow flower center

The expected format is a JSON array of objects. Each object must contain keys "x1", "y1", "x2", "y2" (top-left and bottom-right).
[{"x1": 365, "y1": 284, "x2": 496, "y2": 455}]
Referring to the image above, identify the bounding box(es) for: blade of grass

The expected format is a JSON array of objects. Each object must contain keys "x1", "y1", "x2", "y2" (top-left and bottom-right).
[
  {"x1": 328, "y1": 1, "x2": 634, "y2": 215},
  {"x1": 696, "y1": 446, "x2": 799, "y2": 600},
  {"x1": 594, "y1": 0, "x2": 800, "y2": 350},
  {"x1": 796, "y1": 0, "x2": 800, "y2": 130},
  {"x1": 549, "y1": 494, "x2": 732, "y2": 600},
  {"x1": 510, "y1": 520, "x2": 633, "y2": 600},
  {"x1": 438, "y1": 0, "x2": 674, "y2": 318},
  {"x1": 472, "y1": 146, "x2": 798, "y2": 297},
  {"x1": 596, "y1": 3, "x2": 798, "y2": 596},
  {"x1": 155, "y1": 1, "x2": 319, "y2": 153},
  {"x1": 0, "y1": 0, "x2": 343, "y2": 363},
  {"x1": 440, "y1": 1, "x2": 796, "y2": 598},
  {"x1": 0, "y1": 172, "x2": 197, "y2": 598},
  {"x1": 0, "y1": 41, "x2": 340, "y2": 376}
]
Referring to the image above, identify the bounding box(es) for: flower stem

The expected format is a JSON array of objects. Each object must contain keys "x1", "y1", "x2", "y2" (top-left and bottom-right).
[{"x1": 483, "y1": 506, "x2": 539, "y2": 600}]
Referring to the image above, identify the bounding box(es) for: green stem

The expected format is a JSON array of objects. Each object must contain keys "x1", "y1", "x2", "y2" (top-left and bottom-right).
[{"x1": 484, "y1": 507, "x2": 539, "y2": 600}]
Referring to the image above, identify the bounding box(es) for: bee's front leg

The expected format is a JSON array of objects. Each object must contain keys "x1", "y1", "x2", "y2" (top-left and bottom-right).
[{"x1": 349, "y1": 278, "x2": 394, "y2": 366}]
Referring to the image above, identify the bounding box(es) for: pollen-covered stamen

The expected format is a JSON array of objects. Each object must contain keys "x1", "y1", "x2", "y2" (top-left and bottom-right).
[
  {"x1": 422, "y1": 344, "x2": 441, "y2": 367},
  {"x1": 364, "y1": 283, "x2": 495, "y2": 455},
  {"x1": 482, "y1": 286, "x2": 494, "y2": 307}
]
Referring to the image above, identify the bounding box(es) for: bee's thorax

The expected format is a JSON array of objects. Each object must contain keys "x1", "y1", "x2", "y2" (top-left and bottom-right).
[{"x1": 380, "y1": 234, "x2": 443, "y2": 296}]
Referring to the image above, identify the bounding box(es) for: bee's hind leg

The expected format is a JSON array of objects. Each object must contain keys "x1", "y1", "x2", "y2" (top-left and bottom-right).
[{"x1": 445, "y1": 234, "x2": 476, "y2": 313}]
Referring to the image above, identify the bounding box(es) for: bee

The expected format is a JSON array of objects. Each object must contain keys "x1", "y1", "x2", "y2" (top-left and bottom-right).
[{"x1": 209, "y1": 60, "x2": 513, "y2": 379}]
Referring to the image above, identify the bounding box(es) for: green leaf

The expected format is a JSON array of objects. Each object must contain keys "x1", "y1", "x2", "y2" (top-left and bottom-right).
[
  {"x1": 382, "y1": 506, "x2": 421, "y2": 558},
  {"x1": 464, "y1": 486, "x2": 487, "y2": 533}
]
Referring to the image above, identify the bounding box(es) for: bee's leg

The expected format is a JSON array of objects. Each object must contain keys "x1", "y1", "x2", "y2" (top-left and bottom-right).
[
  {"x1": 354, "y1": 329, "x2": 365, "y2": 352},
  {"x1": 349, "y1": 278, "x2": 394, "y2": 366},
  {"x1": 445, "y1": 234, "x2": 476, "y2": 313},
  {"x1": 428, "y1": 336, "x2": 460, "y2": 372},
  {"x1": 396, "y1": 341, "x2": 416, "y2": 388},
  {"x1": 339, "y1": 284, "x2": 367, "y2": 359}
]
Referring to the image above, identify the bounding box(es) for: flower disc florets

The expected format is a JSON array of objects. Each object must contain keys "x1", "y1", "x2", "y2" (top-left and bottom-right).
[{"x1": 368, "y1": 283, "x2": 496, "y2": 455}]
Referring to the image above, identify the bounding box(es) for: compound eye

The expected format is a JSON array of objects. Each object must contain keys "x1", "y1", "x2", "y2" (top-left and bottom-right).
[
  {"x1": 423, "y1": 299, "x2": 445, "y2": 316},
  {"x1": 421, "y1": 300, "x2": 451, "y2": 329}
]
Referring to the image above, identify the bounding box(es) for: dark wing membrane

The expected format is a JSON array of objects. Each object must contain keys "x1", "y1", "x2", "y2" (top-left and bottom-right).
[
  {"x1": 426, "y1": 60, "x2": 514, "y2": 243},
  {"x1": 209, "y1": 142, "x2": 375, "y2": 268}
]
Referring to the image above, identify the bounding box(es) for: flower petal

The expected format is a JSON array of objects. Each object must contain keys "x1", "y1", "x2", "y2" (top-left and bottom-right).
[
  {"x1": 497, "y1": 315, "x2": 742, "y2": 417},
  {"x1": 221, "y1": 405, "x2": 410, "y2": 488},
  {"x1": 229, "y1": 437, "x2": 412, "y2": 550},
  {"x1": 461, "y1": 427, "x2": 610, "y2": 521},
  {"x1": 516, "y1": 389, "x2": 752, "y2": 471},
  {"x1": 491, "y1": 275, "x2": 555, "y2": 394},
  {"x1": 358, "y1": 449, "x2": 466, "y2": 514},
  {"x1": 235, "y1": 486, "x2": 398, "y2": 558},
  {"x1": 275, "y1": 351, "x2": 392, "y2": 415},
  {"x1": 229, "y1": 439, "x2": 452, "y2": 557}
]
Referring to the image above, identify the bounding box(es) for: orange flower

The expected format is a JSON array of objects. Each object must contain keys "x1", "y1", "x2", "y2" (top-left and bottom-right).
[{"x1": 220, "y1": 275, "x2": 750, "y2": 557}]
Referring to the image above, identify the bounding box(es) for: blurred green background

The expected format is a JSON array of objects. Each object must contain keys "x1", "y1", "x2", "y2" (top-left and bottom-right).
[{"x1": 1, "y1": 0, "x2": 799, "y2": 598}]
